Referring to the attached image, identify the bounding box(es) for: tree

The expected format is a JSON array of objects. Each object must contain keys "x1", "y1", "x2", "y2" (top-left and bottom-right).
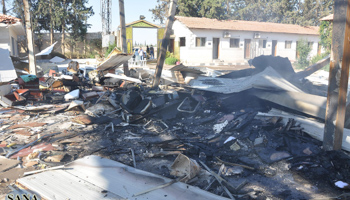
[
  {"x1": 2, "y1": 0, "x2": 6, "y2": 14},
  {"x1": 150, "y1": 0, "x2": 333, "y2": 27},
  {"x1": 11, "y1": 0, "x2": 93, "y2": 55},
  {"x1": 296, "y1": 38, "x2": 312, "y2": 68},
  {"x1": 66, "y1": 0, "x2": 93, "y2": 57},
  {"x1": 319, "y1": 20, "x2": 332, "y2": 53},
  {"x1": 150, "y1": 0, "x2": 229, "y2": 24}
]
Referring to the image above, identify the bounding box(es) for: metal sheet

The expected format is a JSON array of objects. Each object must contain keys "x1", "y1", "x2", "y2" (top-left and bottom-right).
[
  {"x1": 97, "y1": 49, "x2": 132, "y2": 71},
  {"x1": 35, "y1": 41, "x2": 57, "y2": 56},
  {"x1": 189, "y1": 67, "x2": 302, "y2": 94},
  {"x1": 0, "y1": 46, "x2": 17, "y2": 82},
  {"x1": 104, "y1": 73, "x2": 142, "y2": 83},
  {"x1": 18, "y1": 169, "x2": 123, "y2": 200},
  {"x1": 18, "y1": 155, "x2": 229, "y2": 200},
  {"x1": 254, "y1": 90, "x2": 327, "y2": 120}
]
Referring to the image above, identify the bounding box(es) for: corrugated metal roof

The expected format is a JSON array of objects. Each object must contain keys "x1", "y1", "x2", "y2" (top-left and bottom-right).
[
  {"x1": 176, "y1": 16, "x2": 319, "y2": 35},
  {"x1": 97, "y1": 48, "x2": 132, "y2": 71},
  {"x1": 17, "y1": 155, "x2": 230, "y2": 200}
]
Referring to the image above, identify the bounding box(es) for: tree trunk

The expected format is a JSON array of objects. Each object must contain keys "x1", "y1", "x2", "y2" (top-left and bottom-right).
[
  {"x1": 49, "y1": 0, "x2": 54, "y2": 45},
  {"x1": 2, "y1": 0, "x2": 6, "y2": 15},
  {"x1": 226, "y1": 0, "x2": 230, "y2": 15},
  {"x1": 22, "y1": 0, "x2": 36, "y2": 75},
  {"x1": 61, "y1": 0, "x2": 66, "y2": 55}
]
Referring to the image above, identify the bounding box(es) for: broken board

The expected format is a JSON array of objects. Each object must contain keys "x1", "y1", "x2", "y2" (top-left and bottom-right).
[{"x1": 17, "y1": 155, "x2": 229, "y2": 200}]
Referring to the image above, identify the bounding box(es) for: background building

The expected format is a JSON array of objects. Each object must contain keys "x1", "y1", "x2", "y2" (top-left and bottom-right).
[{"x1": 172, "y1": 16, "x2": 321, "y2": 66}]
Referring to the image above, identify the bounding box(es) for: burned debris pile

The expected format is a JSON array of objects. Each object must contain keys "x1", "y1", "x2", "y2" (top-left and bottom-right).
[{"x1": 0, "y1": 55, "x2": 350, "y2": 199}]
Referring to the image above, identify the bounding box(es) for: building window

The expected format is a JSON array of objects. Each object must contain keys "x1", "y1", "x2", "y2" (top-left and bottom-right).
[
  {"x1": 285, "y1": 41, "x2": 292, "y2": 49},
  {"x1": 230, "y1": 38, "x2": 240, "y2": 48},
  {"x1": 196, "y1": 37, "x2": 206, "y2": 47},
  {"x1": 259, "y1": 39, "x2": 267, "y2": 48},
  {"x1": 180, "y1": 37, "x2": 186, "y2": 47},
  {"x1": 308, "y1": 42, "x2": 314, "y2": 50}
]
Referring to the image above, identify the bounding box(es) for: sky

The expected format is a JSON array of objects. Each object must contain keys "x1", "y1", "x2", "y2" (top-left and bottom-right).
[{"x1": 86, "y1": 0, "x2": 159, "y2": 45}]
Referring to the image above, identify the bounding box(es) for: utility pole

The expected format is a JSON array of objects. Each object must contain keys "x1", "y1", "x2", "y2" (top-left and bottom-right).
[
  {"x1": 152, "y1": 0, "x2": 177, "y2": 89},
  {"x1": 119, "y1": 0, "x2": 129, "y2": 75},
  {"x1": 323, "y1": 0, "x2": 350, "y2": 150},
  {"x1": 22, "y1": 0, "x2": 36, "y2": 75}
]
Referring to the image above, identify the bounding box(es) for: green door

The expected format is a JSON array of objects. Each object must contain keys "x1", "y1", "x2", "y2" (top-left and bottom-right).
[{"x1": 126, "y1": 27, "x2": 133, "y2": 54}]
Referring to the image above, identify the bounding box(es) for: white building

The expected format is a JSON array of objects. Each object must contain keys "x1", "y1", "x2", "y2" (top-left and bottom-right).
[
  {"x1": 0, "y1": 14, "x2": 24, "y2": 57},
  {"x1": 171, "y1": 16, "x2": 321, "y2": 65},
  {"x1": 0, "y1": 14, "x2": 25, "y2": 82}
]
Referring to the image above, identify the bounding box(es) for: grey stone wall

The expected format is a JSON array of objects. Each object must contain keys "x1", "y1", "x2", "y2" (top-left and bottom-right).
[{"x1": 18, "y1": 32, "x2": 103, "y2": 58}]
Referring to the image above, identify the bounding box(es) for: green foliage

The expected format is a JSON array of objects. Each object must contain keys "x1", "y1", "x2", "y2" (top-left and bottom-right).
[
  {"x1": 165, "y1": 51, "x2": 178, "y2": 64},
  {"x1": 319, "y1": 21, "x2": 332, "y2": 53},
  {"x1": 296, "y1": 39, "x2": 311, "y2": 69},
  {"x1": 88, "y1": 52, "x2": 96, "y2": 59},
  {"x1": 150, "y1": 0, "x2": 229, "y2": 24},
  {"x1": 165, "y1": 51, "x2": 172, "y2": 58},
  {"x1": 105, "y1": 43, "x2": 116, "y2": 57},
  {"x1": 11, "y1": 0, "x2": 93, "y2": 52},
  {"x1": 310, "y1": 52, "x2": 329, "y2": 64},
  {"x1": 150, "y1": 0, "x2": 333, "y2": 26},
  {"x1": 165, "y1": 57, "x2": 178, "y2": 65},
  {"x1": 310, "y1": 52, "x2": 330, "y2": 71}
]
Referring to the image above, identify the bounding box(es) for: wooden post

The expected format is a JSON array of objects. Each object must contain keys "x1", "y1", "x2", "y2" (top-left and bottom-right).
[
  {"x1": 323, "y1": 0, "x2": 350, "y2": 150},
  {"x1": 118, "y1": 0, "x2": 129, "y2": 76},
  {"x1": 22, "y1": 0, "x2": 36, "y2": 75},
  {"x1": 152, "y1": 0, "x2": 177, "y2": 89}
]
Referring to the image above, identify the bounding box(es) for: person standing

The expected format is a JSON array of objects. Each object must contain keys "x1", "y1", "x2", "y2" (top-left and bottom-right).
[
  {"x1": 150, "y1": 45, "x2": 154, "y2": 59},
  {"x1": 146, "y1": 45, "x2": 150, "y2": 55},
  {"x1": 139, "y1": 48, "x2": 144, "y2": 60}
]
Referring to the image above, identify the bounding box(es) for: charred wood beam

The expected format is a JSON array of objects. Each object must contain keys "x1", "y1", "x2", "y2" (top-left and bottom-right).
[
  {"x1": 324, "y1": 0, "x2": 350, "y2": 151},
  {"x1": 152, "y1": 0, "x2": 177, "y2": 89},
  {"x1": 293, "y1": 56, "x2": 330, "y2": 80}
]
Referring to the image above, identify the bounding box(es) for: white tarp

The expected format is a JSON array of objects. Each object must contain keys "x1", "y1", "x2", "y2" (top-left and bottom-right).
[{"x1": 0, "y1": 46, "x2": 17, "y2": 82}]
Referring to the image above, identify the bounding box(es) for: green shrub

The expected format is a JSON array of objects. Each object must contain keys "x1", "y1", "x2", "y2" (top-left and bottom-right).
[
  {"x1": 165, "y1": 57, "x2": 178, "y2": 65},
  {"x1": 166, "y1": 51, "x2": 170, "y2": 58},
  {"x1": 310, "y1": 52, "x2": 329, "y2": 64},
  {"x1": 105, "y1": 43, "x2": 116, "y2": 57},
  {"x1": 310, "y1": 52, "x2": 330, "y2": 71},
  {"x1": 296, "y1": 39, "x2": 311, "y2": 69}
]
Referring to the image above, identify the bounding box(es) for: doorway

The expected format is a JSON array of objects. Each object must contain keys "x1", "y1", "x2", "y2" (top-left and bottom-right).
[
  {"x1": 169, "y1": 38, "x2": 175, "y2": 53},
  {"x1": 244, "y1": 39, "x2": 251, "y2": 59},
  {"x1": 272, "y1": 40, "x2": 277, "y2": 56},
  {"x1": 213, "y1": 38, "x2": 220, "y2": 59}
]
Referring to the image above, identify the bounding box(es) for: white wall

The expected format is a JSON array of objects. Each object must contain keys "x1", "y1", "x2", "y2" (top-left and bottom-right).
[
  {"x1": 0, "y1": 26, "x2": 10, "y2": 51},
  {"x1": 8, "y1": 26, "x2": 19, "y2": 57},
  {"x1": 0, "y1": 25, "x2": 20, "y2": 57},
  {"x1": 172, "y1": 20, "x2": 321, "y2": 64}
]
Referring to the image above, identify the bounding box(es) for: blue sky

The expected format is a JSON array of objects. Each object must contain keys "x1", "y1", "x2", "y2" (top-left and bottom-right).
[{"x1": 87, "y1": 0, "x2": 159, "y2": 45}]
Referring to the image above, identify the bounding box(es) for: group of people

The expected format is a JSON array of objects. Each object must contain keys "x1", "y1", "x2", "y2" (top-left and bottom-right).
[{"x1": 133, "y1": 45, "x2": 155, "y2": 61}]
